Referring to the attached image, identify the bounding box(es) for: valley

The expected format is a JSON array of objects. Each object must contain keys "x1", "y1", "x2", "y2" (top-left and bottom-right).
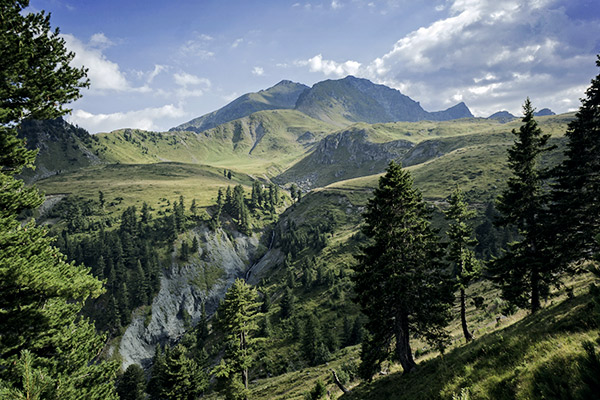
[{"x1": 11, "y1": 74, "x2": 600, "y2": 400}]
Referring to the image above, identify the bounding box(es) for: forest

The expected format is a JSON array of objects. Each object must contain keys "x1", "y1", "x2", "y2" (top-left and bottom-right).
[{"x1": 1, "y1": 2, "x2": 600, "y2": 400}]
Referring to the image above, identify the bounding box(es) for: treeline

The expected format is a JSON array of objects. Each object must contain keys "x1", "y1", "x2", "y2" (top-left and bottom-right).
[
  {"x1": 52, "y1": 195, "x2": 196, "y2": 333},
  {"x1": 352, "y1": 68, "x2": 600, "y2": 382},
  {"x1": 210, "y1": 181, "x2": 282, "y2": 234}
]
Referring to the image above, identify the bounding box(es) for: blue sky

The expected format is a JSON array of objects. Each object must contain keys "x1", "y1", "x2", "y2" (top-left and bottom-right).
[{"x1": 28, "y1": 0, "x2": 600, "y2": 133}]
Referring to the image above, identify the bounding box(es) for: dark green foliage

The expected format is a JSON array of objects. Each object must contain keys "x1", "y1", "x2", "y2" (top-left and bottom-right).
[
  {"x1": 54, "y1": 202, "x2": 170, "y2": 333},
  {"x1": 213, "y1": 279, "x2": 261, "y2": 400},
  {"x1": 148, "y1": 344, "x2": 207, "y2": 400},
  {"x1": 445, "y1": 186, "x2": 481, "y2": 343},
  {"x1": 354, "y1": 161, "x2": 452, "y2": 378},
  {"x1": 301, "y1": 314, "x2": 331, "y2": 366},
  {"x1": 116, "y1": 364, "x2": 146, "y2": 400},
  {"x1": 304, "y1": 379, "x2": 327, "y2": 400},
  {"x1": 0, "y1": 2, "x2": 119, "y2": 398},
  {"x1": 474, "y1": 202, "x2": 517, "y2": 260},
  {"x1": 550, "y1": 56, "x2": 600, "y2": 265},
  {"x1": 280, "y1": 287, "x2": 296, "y2": 319},
  {"x1": 491, "y1": 99, "x2": 555, "y2": 313}
]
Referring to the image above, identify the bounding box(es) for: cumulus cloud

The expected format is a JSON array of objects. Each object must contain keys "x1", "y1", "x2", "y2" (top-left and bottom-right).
[
  {"x1": 174, "y1": 72, "x2": 211, "y2": 87},
  {"x1": 89, "y1": 32, "x2": 114, "y2": 49},
  {"x1": 252, "y1": 66, "x2": 265, "y2": 76},
  {"x1": 366, "y1": 0, "x2": 599, "y2": 114},
  {"x1": 297, "y1": 0, "x2": 599, "y2": 115},
  {"x1": 299, "y1": 54, "x2": 361, "y2": 77},
  {"x1": 61, "y1": 33, "x2": 131, "y2": 92},
  {"x1": 68, "y1": 104, "x2": 187, "y2": 133}
]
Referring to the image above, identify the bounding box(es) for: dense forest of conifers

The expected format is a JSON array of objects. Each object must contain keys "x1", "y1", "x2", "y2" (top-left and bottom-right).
[{"x1": 1, "y1": 1, "x2": 600, "y2": 399}]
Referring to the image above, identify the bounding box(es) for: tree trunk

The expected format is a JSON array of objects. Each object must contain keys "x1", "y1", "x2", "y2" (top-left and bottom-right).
[
  {"x1": 460, "y1": 288, "x2": 473, "y2": 343},
  {"x1": 394, "y1": 313, "x2": 416, "y2": 373},
  {"x1": 531, "y1": 264, "x2": 540, "y2": 314},
  {"x1": 331, "y1": 369, "x2": 351, "y2": 394}
]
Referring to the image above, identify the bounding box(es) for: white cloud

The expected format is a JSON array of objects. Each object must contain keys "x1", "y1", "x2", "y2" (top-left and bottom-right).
[
  {"x1": 147, "y1": 64, "x2": 167, "y2": 84},
  {"x1": 252, "y1": 66, "x2": 265, "y2": 76},
  {"x1": 179, "y1": 33, "x2": 216, "y2": 59},
  {"x1": 296, "y1": 0, "x2": 599, "y2": 115},
  {"x1": 89, "y1": 32, "x2": 114, "y2": 49},
  {"x1": 331, "y1": 0, "x2": 342, "y2": 9},
  {"x1": 173, "y1": 72, "x2": 211, "y2": 88},
  {"x1": 68, "y1": 104, "x2": 187, "y2": 133},
  {"x1": 299, "y1": 54, "x2": 361, "y2": 77},
  {"x1": 61, "y1": 33, "x2": 130, "y2": 92},
  {"x1": 232, "y1": 38, "x2": 244, "y2": 48}
]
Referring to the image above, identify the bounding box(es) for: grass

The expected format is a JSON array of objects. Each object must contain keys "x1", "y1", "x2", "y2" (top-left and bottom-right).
[
  {"x1": 90, "y1": 109, "x2": 337, "y2": 176},
  {"x1": 277, "y1": 113, "x2": 573, "y2": 190},
  {"x1": 342, "y1": 274, "x2": 598, "y2": 400},
  {"x1": 35, "y1": 162, "x2": 256, "y2": 219}
]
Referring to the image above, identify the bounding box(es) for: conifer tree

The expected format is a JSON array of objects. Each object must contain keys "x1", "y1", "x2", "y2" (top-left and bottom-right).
[
  {"x1": 551, "y1": 56, "x2": 600, "y2": 264},
  {"x1": 491, "y1": 99, "x2": 554, "y2": 313},
  {"x1": 213, "y1": 279, "x2": 260, "y2": 400},
  {"x1": 444, "y1": 186, "x2": 481, "y2": 343},
  {"x1": 353, "y1": 161, "x2": 452, "y2": 378},
  {"x1": 0, "y1": 1, "x2": 117, "y2": 398},
  {"x1": 161, "y1": 344, "x2": 206, "y2": 400},
  {"x1": 116, "y1": 364, "x2": 146, "y2": 400}
]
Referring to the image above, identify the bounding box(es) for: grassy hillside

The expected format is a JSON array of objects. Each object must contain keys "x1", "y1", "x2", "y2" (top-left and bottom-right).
[
  {"x1": 172, "y1": 80, "x2": 309, "y2": 132},
  {"x1": 277, "y1": 113, "x2": 573, "y2": 190},
  {"x1": 343, "y1": 275, "x2": 599, "y2": 400},
  {"x1": 17, "y1": 118, "x2": 101, "y2": 183},
  {"x1": 90, "y1": 109, "x2": 337, "y2": 176},
  {"x1": 35, "y1": 162, "x2": 256, "y2": 219}
]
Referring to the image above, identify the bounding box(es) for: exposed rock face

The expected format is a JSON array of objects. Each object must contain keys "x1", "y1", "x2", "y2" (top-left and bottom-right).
[
  {"x1": 119, "y1": 227, "x2": 259, "y2": 369},
  {"x1": 275, "y1": 127, "x2": 413, "y2": 189},
  {"x1": 294, "y1": 76, "x2": 473, "y2": 125}
]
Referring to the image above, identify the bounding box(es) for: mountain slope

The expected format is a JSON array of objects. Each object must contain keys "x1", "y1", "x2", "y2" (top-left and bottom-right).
[
  {"x1": 294, "y1": 76, "x2": 473, "y2": 126},
  {"x1": 171, "y1": 80, "x2": 309, "y2": 133},
  {"x1": 277, "y1": 114, "x2": 572, "y2": 191},
  {"x1": 17, "y1": 118, "x2": 101, "y2": 183},
  {"x1": 92, "y1": 109, "x2": 337, "y2": 175}
]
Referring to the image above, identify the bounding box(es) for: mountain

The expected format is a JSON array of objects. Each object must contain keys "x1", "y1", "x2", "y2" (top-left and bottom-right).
[
  {"x1": 534, "y1": 108, "x2": 556, "y2": 116},
  {"x1": 429, "y1": 102, "x2": 473, "y2": 121},
  {"x1": 487, "y1": 110, "x2": 517, "y2": 123},
  {"x1": 173, "y1": 76, "x2": 473, "y2": 133},
  {"x1": 17, "y1": 118, "x2": 101, "y2": 183},
  {"x1": 94, "y1": 109, "x2": 336, "y2": 175},
  {"x1": 171, "y1": 80, "x2": 309, "y2": 133},
  {"x1": 294, "y1": 75, "x2": 473, "y2": 126}
]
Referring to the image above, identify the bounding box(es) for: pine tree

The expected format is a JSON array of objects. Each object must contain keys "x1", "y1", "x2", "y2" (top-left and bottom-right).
[
  {"x1": 213, "y1": 279, "x2": 260, "y2": 400},
  {"x1": 491, "y1": 99, "x2": 554, "y2": 314},
  {"x1": 444, "y1": 186, "x2": 481, "y2": 343},
  {"x1": 161, "y1": 344, "x2": 207, "y2": 400},
  {"x1": 551, "y1": 56, "x2": 600, "y2": 265},
  {"x1": 353, "y1": 161, "x2": 452, "y2": 378},
  {"x1": 0, "y1": 2, "x2": 117, "y2": 398},
  {"x1": 116, "y1": 364, "x2": 146, "y2": 400}
]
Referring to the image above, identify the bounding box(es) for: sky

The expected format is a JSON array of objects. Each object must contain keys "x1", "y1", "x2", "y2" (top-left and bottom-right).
[{"x1": 28, "y1": 0, "x2": 600, "y2": 134}]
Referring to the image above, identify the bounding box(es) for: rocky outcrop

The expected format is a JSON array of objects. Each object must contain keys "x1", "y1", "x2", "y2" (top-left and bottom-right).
[
  {"x1": 275, "y1": 127, "x2": 413, "y2": 189},
  {"x1": 119, "y1": 226, "x2": 259, "y2": 369}
]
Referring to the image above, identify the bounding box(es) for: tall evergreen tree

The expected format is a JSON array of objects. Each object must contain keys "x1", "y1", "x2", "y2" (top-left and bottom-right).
[
  {"x1": 213, "y1": 279, "x2": 260, "y2": 400},
  {"x1": 444, "y1": 186, "x2": 481, "y2": 343},
  {"x1": 116, "y1": 364, "x2": 146, "y2": 400},
  {"x1": 0, "y1": 1, "x2": 117, "y2": 398},
  {"x1": 550, "y1": 56, "x2": 600, "y2": 265},
  {"x1": 353, "y1": 161, "x2": 452, "y2": 378},
  {"x1": 491, "y1": 99, "x2": 554, "y2": 314}
]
